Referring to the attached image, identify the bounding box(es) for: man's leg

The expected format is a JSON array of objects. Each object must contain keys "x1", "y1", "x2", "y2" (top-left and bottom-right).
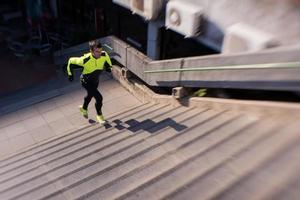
[
  {"x1": 80, "y1": 83, "x2": 93, "y2": 118},
  {"x1": 90, "y1": 87, "x2": 105, "y2": 124},
  {"x1": 94, "y1": 90, "x2": 103, "y2": 116},
  {"x1": 82, "y1": 83, "x2": 93, "y2": 109}
]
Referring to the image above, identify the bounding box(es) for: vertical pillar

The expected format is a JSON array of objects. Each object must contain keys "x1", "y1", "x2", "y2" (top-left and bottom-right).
[{"x1": 147, "y1": 21, "x2": 163, "y2": 60}]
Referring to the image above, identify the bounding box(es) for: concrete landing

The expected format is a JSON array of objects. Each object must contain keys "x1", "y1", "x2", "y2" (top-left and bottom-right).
[{"x1": 0, "y1": 78, "x2": 142, "y2": 159}]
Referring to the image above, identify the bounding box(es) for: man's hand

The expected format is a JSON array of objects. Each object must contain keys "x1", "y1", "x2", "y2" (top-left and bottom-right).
[{"x1": 68, "y1": 74, "x2": 74, "y2": 82}]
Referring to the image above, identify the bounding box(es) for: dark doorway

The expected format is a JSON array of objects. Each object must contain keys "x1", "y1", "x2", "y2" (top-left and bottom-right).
[
  {"x1": 160, "y1": 29, "x2": 219, "y2": 60},
  {"x1": 111, "y1": 4, "x2": 148, "y2": 54}
]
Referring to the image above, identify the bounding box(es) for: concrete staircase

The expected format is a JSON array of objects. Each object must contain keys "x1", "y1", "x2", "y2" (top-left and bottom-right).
[{"x1": 0, "y1": 102, "x2": 299, "y2": 200}]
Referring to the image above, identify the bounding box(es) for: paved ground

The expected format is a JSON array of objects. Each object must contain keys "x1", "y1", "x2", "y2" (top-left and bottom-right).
[{"x1": 0, "y1": 78, "x2": 142, "y2": 159}]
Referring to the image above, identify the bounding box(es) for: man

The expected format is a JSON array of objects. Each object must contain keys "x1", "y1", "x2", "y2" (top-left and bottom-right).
[{"x1": 67, "y1": 40, "x2": 112, "y2": 124}]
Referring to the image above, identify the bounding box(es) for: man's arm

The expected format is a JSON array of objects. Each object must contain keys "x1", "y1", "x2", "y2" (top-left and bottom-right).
[
  {"x1": 67, "y1": 56, "x2": 85, "y2": 81},
  {"x1": 103, "y1": 51, "x2": 112, "y2": 73}
]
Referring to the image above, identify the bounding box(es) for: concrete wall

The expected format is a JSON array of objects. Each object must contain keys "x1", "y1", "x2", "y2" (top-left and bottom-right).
[
  {"x1": 54, "y1": 36, "x2": 300, "y2": 91},
  {"x1": 146, "y1": 58, "x2": 183, "y2": 86},
  {"x1": 184, "y1": 0, "x2": 300, "y2": 47},
  {"x1": 119, "y1": 32, "x2": 300, "y2": 90}
]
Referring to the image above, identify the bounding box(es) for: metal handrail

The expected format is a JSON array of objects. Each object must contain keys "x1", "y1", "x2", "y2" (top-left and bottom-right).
[{"x1": 144, "y1": 61, "x2": 300, "y2": 73}]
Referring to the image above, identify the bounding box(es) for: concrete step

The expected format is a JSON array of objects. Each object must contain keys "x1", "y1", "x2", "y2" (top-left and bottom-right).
[
  {"x1": 0, "y1": 106, "x2": 218, "y2": 199},
  {"x1": 0, "y1": 103, "x2": 167, "y2": 183},
  {"x1": 25, "y1": 108, "x2": 233, "y2": 200},
  {"x1": 0, "y1": 101, "x2": 298, "y2": 200},
  {"x1": 77, "y1": 112, "x2": 257, "y2": 200},
  {"x1": 0, "y1": 104, "x2": 190, "y2": 199},
  {"x1": 117, "y1": 117, "x2": 285, "y2": 200},
  {"x1": 0, "y1": 102, "x2": 153, "y2": 169},
  {"x1": 196, "y1": 122, "x2": 300, "y2": 200}
]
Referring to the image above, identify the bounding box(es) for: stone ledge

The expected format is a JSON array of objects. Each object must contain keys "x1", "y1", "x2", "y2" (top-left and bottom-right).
[{"x1": 112, "y1": 65, "x2": 300, "y2": 117}]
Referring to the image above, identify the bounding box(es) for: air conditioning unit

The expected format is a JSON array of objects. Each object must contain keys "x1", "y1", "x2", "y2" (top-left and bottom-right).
[
  {"x1": 166, "y1": 0, "x2": 203, "y2": 38},
  {"x1": 130, "y1": 0, "x2": 164, "y2": 20},
  {"x1": 112, "y1": 0, "x2": 131, "y2": 9},
  {"x1": 222, "y1": 23, "x2": 279, "y2": 54}
]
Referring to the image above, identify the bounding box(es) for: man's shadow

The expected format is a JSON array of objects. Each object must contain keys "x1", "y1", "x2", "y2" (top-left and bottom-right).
[{"x1": 111, "y1": 118, "x2": 187, "y2": 133}]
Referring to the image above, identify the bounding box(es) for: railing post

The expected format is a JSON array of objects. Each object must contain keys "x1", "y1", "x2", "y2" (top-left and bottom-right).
[
  {"x1": 121, "y1": 67, "x2": 132, "y2": 79},
  {"x1": 172, "y1": 87, "x2": 188, "y2": 99}
]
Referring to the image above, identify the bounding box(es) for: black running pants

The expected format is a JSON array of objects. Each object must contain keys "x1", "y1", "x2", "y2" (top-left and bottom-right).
[{"x1": 82, "y1": 81, "x2": 103, "y2": 115}]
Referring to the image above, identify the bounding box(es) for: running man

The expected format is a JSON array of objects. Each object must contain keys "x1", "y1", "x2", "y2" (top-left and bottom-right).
[{"x1": 67, "y1": 40, "x2": 112, "y2": 124}]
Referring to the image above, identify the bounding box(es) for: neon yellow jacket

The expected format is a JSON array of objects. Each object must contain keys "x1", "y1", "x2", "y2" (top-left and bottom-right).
[{"x1": 67, "y1": 51, "x2": 112, "y2": 83}]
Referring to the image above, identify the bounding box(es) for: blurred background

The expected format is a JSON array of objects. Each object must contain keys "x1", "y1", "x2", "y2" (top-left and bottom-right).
[{"x1": 0, "y1": 0, "x2": 300, "y2": 100}]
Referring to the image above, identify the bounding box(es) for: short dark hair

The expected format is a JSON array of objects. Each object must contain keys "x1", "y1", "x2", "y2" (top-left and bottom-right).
[{"x1": 89, "y1": 40, "x2": 102, "y2": 50}]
